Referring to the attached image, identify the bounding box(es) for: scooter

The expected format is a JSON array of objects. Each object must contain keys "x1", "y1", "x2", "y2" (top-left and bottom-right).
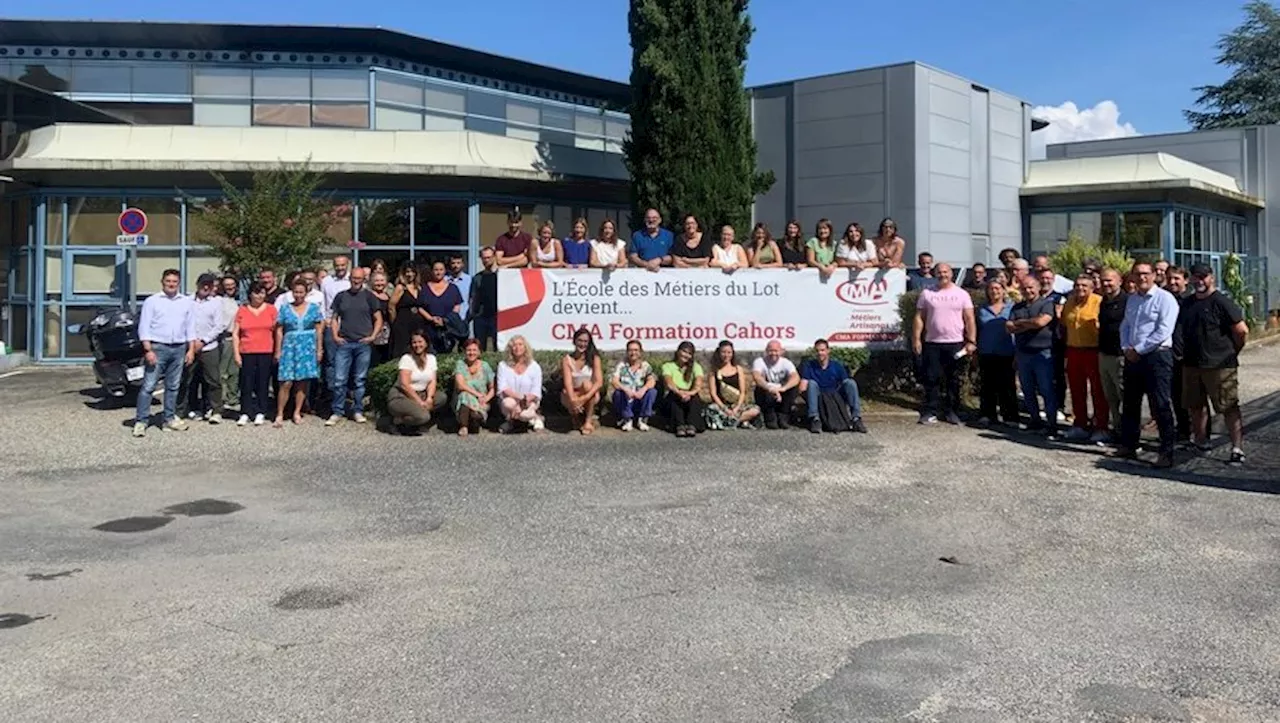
[{"x1": 69, "y1": 307, "x2": 146, "y2": 401}]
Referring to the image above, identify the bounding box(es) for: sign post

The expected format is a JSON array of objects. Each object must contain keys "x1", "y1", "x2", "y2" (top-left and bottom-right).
[{"x1": 117, "y1": 208, "x2": 149, "y2": 313}]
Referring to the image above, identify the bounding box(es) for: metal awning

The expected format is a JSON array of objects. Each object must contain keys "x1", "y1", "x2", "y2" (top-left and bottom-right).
[{"x1": 1021, "y1": 152, "x2": 1264, "y2": 207}]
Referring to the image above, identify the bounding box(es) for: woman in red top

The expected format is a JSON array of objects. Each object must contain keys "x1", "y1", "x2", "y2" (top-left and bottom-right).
[{"x1": 232, "y1": 282, "x2": 279, "y2": 426}]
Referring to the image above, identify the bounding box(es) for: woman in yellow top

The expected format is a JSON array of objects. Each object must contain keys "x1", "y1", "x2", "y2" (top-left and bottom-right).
[{"x1": 1060, "y1": 274, "x2": 1109, "y2": 442}]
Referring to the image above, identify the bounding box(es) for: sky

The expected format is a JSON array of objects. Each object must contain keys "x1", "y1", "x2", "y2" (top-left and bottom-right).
[{"x1": 4, "y1": 0, "x2": 1249, "y2": 155}]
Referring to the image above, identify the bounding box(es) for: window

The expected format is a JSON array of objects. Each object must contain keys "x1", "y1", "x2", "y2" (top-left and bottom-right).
[
  {"x1": 575, "y1": 113, "x2": 605, "y2": 151},
  {"x1": 46, "y1": 197, "x2": 65, "y2": 245},
  {"x1": 135, "y1": 249, "x2": 182, "y2": 295},
  {"x1": 325, "y1": 201, "x2": 355, "y2": 247},
  {"x1": 540, "y1": 106, "x2": 574, "y2": 147},
  {"x1": 1028, "y1": 213, "x2": 1067, "y2": 253},
  {"x1": 356, "y1": 199, "x2": 411, "y2": 245},
  {"x1": 45, "y1": 250, "x2": 63, "y2": 298},
  {"x1": 15, "y1": 62, "x2": 70, "y2": 92},
  {"x1": 1067, "y1": 211, "x2": 1116, "y2": 248},
  {"x1": 132, "y1": 63, "x2": 192, "y2": 96},
  {"x1": 506, "y1": 101, "x2": 540, "y2": 141},
  {"x1": 479, "y1": 202, "x2": 523, "y2": 248},
  {"x1": 8, "y1": 304, "x2": 29, "y2": 353},
  {"x1": 14, "y1": 250, "x2": 31, "y2": 299},
  {"x1": 185, "y1": 249, "x2": 222, "y2": 290},
  {"x1": 70, "y1": 62, "x2": 132, "y2": 94},
  {"x1": 413, "y1": 201, "x2": 466, "y2": 247},
  {"x1": 67, "y1": 197, "x2": 122, "y2": 246},
  {"x1": 312, "y1": 69, "x2": 369, "y2": 128},
  {"x1": 194, "y1": 100, "x2": 251, "y2": 127},
  {"x1": 253, "y1": 68, "x2": 312, "y2": 127},
  {"x1": 126, "y1": 198, "x2": 181, "y2": 246},
  {"x1": 375, "y1": 72, "x2": 424, "y2": 107},
  {"x1": 376, "y1": 106, "x2": 422, "y2": 130},
  {"x1": 313, "y1": 102, "x2": 368, "y2": 128},
  {"x1": 423, "y1": 81, "x2": 466, "y2": 115},
  {"x1": 193, "y1": 67, "x2": 251, "y2": 97},
  {"x1": 1119, "y1": 211, "x2": 1163, "y2": 255},
  {"x1": 63, "y1": 307, "x2": 102, "y2": 358},
  {"x1": 605, "y1": 119, "x2": 629, "y2": 154},
  {"x1": 464, "y1": 89, "x2": 505, "y2": 135}
]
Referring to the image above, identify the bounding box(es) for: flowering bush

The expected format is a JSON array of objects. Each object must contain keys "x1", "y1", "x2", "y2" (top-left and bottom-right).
[{"x1": 188, "y1": 163, "x2": 351, "y2": 277}]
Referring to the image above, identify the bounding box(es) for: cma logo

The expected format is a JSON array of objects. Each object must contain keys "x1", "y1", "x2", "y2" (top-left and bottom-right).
[{"x1": 835, "y1": 278, "x2": 890, "y2": 306}]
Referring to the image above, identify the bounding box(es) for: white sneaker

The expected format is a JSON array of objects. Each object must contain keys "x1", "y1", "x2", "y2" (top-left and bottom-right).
[
  {"x1": 353, "y1": 413, "x2": 367, "y2": 424},
  {"x1": 206, "y1": 413, "x2": 220, "y2": 425},
  {"x1": 637, "y1": 418, "x2": 650, "y2": 432},
  {"x1": 325, "y1": 414, "x2": 342, "y2": 427},
  {"x1": 187, "y1": 411, "x2": 199, "y2": 420},
  {"x1": 164, "y1": 418, "x2": 189, "y2": 432},
  {"x1": 531, "y1": 417, "x2": 545, "y2": 431},
  {"x1": 620, "y1": 419, "x2": 633, "y2": 432},
  {"x1": 1056, "y1": 411, "x2": 1069, "y2": 424},
  {"x1": 253, "y1": 413, "x2": 266, "y2": 426},
  {"x1": 132, "y1": 422, "x2": 146, "y2": 438},
  {"x1": 237, "y1": 414, "x2": 250, "y2": 426},
  {"x1": 1063, "y1": 427, "x2": 1090, "y2": 441}
]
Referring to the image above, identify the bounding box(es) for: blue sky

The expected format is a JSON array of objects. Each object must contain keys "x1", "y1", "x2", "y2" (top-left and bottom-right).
[{"x1": 6, "y1": 0, "x2": 1247, "y2": 143}]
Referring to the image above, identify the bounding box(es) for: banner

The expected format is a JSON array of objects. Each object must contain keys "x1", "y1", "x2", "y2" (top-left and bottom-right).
[{"x1": 496, "y1": 267, "x2": 907, "y2": 351}]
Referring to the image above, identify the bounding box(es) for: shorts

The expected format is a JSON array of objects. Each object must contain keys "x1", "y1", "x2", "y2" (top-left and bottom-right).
[{"x1": 1183, "y1": 366, "x2": 1239, "y2": 412}]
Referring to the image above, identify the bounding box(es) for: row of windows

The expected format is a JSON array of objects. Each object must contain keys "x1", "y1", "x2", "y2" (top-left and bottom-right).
[
  {"x1": 1027, "y1": 208, "x2": 1249, "y2": 258},
  {"x1": 0, "y1": 50, "x2": 607, "y2": 107},
  {"x1": 0, "y1": 61, "x2": 630, "y2": 147}
]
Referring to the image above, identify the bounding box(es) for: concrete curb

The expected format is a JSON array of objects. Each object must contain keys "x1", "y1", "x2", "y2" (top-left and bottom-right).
[{"x1": 0, "y1": 352, "x2": 31, "y2": 373}]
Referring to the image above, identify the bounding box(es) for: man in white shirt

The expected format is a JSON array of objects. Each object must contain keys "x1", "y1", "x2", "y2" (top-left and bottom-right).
[
  {"x1": 751, "y1": 340, "x2": 802, "y2": 429},
  {"x1": 133, "y1": 268, "x2": 196, "y2": 437},
  {"x1": 177, "y1": 273, "x2": 231, "y2": 423}
]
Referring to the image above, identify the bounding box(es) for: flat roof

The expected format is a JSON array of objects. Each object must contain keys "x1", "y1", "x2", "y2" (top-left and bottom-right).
[
  {"x1": 0, "y1": 19, "x2": 631, "y2": 107},
  {"x1": 1021, "y1": 152, "x2": 1265, "y2": 208}
]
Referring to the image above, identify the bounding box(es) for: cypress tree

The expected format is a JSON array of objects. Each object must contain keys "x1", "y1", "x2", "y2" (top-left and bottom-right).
[{"x1": 625, "y1": 0, "x2": 774, "y2": 236}]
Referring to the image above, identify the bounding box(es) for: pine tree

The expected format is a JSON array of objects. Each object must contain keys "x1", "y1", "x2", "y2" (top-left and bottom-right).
[
  {"x1": 624, "y1": 0, "x2": 774, "y2": 235},
  {"x1": 1185, "y1": 0, "x2": 1280, "y2": 129}
]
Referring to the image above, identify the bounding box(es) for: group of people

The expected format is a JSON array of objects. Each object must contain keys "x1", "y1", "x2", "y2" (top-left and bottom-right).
[
  {"x1": 911, "y1": 249, "x2": 1251, "y2": 467},
  {"x1": 491, "y1": 209, "x2": 911, "y2": 273}
]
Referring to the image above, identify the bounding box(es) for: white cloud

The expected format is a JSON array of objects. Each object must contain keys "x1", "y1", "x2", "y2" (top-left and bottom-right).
[{"x1": 1029, "y1": 100, "x2": 1137, "y2": 159}]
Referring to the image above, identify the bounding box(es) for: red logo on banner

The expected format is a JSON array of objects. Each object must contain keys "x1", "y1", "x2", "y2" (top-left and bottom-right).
[
  {"x1": 497, "y1": 269, "x2": 547, "y2": 331},
  {"x1": 834, "y1": 278, "x2": 890, "y2": 306}
]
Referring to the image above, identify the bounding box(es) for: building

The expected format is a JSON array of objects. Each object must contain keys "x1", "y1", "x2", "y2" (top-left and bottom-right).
[
  {"x1": 0, "y1": 19, "x2": 632, "y2": 361},
  {"x1": 751, "y1": 62, "x2": 1044, "y2": 268},
  {"x1": 0, "y1": 18, "x2": 1273, "y2": 362}
]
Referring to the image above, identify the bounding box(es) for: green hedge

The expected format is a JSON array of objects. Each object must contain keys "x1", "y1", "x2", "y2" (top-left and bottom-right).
[{"x1": 368, "y1": 345, "x2": 871, "y2": 416}]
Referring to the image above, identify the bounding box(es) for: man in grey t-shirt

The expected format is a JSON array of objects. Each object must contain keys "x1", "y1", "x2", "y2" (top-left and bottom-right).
[
  {"x1": 327, "y1": 268, "x2": 383, "y2": 425},
  {"x1": 1007, "y1": 275, "x2": 1059, "y2": 439}
]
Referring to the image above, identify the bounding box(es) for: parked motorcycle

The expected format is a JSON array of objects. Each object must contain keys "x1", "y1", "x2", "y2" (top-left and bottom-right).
[{"x1": 69, "y1": 307, "x2": 146, "y2": 401}]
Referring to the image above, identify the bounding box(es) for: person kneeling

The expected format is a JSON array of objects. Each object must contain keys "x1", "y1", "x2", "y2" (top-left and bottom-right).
[
  {"x1": 800, "y1": 338, "x2": 868, "y2": 434},
  {"x1": 386, "y1": 331, "x2": 446, "y2": 435},
  {"x1": 661, "y1": 341, "x2": 707, "y2": 438},
  {"x1": 497, "y1": 335, "x2": 545, "y2": 433}
]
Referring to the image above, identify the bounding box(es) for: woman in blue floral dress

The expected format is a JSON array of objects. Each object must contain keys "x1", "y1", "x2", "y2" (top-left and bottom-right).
[{"x1": 273, "y1": 279, "x2": 325, "y2": 427}]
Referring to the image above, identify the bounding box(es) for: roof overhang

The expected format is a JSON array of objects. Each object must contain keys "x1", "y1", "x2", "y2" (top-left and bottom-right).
[
  {"x1": 0, "y1": 124, "x2": 628, "y2": 183},
  {"x1": 1021, "y1": 152, "x2": 1265, "y2": 208}
]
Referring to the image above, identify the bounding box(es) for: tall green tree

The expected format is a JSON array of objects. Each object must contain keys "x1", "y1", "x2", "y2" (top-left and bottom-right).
[
  {"x1": 625, "y1": 0, "x2": 773, "y2": 235},
  {"x1": 1185, "y1": 0, "x2": 1280, "y2": 129}
]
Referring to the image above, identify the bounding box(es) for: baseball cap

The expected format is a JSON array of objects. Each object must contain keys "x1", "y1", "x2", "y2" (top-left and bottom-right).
[
  {"x1": 1189, "y1": 263, "x2": 1213, "y2": 279},
  {"x1": 196, "y1": 272, "x2": 219, "y2": 287}
]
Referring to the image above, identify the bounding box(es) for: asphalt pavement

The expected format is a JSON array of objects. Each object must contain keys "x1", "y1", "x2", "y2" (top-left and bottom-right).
[{"x1": 0, "y1": 348, "x2": 1277, "y2": 722}]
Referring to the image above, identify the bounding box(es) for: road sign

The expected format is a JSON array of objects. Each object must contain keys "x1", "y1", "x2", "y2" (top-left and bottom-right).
[
  {"x1": 118, "y1": 207, "x2": 149, "y2": 236},
  {"x1": 116, "y1": 234, "x2": 149, "y2": 247}
]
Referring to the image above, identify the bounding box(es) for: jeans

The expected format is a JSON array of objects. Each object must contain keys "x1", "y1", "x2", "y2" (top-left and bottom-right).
[
  {"x1": 920, "y1": 341, "x2": 964, "y2": 417},
  {"x1": 331, "y1": 341, "x2": 372, "y2": 417},
  {"x1": 136, "y1": 343, "x2": 186, "y2": 424},
  {"x1": 240, "y1": 353, "x2": 273, "y2": 419},
  {"x1": 978, "y1": 353, "x2": 1019, "y2": 423},
  {"x1": 1098, "y1": 353, "x2": 1124, "y2": 433},
  {"x1": 805, "y1": 378, "x2": 862, "y2": 420},
  {"x1": 1120, "y1": 348, "x2": 1176, "y2": 455},
  {"x1": 612, "y1": 388, "x2": 657, "y2": 419},
  {"x1": 1016, "y1": 348, "x2": 1057, "y2": 432},
  {"x1": 472, "y1": 316, "x2": 497, "y2": 352}
]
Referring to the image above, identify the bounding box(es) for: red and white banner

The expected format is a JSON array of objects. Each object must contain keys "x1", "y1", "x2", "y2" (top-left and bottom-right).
[{"x1": 497, "y1": 268, "x2": 907, "y2": 351}]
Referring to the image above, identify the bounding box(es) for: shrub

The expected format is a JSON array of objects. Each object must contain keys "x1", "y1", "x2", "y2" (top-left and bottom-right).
[
  {"x1": 1049, "y1": 231, "x2": 1134, "y2": 280},
  {"x1": 1222, "y1": 252, "x2": 1259, "y2": 330}
]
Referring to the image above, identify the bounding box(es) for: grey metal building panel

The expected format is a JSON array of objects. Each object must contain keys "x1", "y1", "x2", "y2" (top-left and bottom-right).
[
  {"x1": 1048, "y1": 129, "x2": 1248, "y2": 182},
  {"x1": 988, "y1": 90, "x2": 1025, "y2": 253},
  {"x1": 884, "y1": 63, "x2": 918, "y2": 240},
  {"x1": 970, "y1": 87, "x2": 991, "y2": 236},
  {"x1": 750, "y1": 84, "x2": 792, "y2": 230},
  {"x1": 920, "y1": 69, "x2": 973, "y2": 264}
]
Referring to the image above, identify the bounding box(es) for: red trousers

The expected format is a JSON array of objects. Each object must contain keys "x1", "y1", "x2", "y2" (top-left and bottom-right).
[{"x1": 1066, "y1": 347, "x2": 1109, "y2": 431}]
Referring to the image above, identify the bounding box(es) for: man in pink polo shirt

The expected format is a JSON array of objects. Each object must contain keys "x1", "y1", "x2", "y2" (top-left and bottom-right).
[{"x1": 912, "y1": 263, "x2": 976, "y2": 425}]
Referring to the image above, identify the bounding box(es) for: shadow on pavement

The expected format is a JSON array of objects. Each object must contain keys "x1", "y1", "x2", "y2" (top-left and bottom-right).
[{"x1": 1096, "y1": 390, "x2": 1280, "y2": 496}]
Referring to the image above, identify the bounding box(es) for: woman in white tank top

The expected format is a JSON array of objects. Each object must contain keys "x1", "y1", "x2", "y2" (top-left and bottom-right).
[
  {"x1": 709, "y1": 224, "x2": 748, "y2": 271},
  {"x1": 531, "y1": 221, "x2": 564, "y2": 268},
  {"x1": 590, "y1": 218, "x2": 628, "y2": 268}
]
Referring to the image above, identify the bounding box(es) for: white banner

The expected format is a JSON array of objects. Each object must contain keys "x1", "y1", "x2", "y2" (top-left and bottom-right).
[{"x1": 496, "y1": 268, "x2": 907, "y2": 351}]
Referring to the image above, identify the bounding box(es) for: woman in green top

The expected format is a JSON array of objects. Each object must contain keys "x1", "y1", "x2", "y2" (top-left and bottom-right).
[
  {"x1": 806, "y1": 218, "x2": 838, "y2": 277},
  {"x1": 704, "y1": 340, "x2": 761, "y2": 430},
  {"x1": 749, "y1": 222, "x2": 782, "y2": 268},
  {"x1": 660, "y1": 341, "x2": 706, "y2": 438},
  {"x1": 452, "y1": 338, "x2": 495, "y2": 437}
]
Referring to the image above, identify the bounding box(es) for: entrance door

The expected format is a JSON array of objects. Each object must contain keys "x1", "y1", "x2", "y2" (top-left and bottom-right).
[{"x1": 66, "y1": 249, "x2": 126, "y2": 303}]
